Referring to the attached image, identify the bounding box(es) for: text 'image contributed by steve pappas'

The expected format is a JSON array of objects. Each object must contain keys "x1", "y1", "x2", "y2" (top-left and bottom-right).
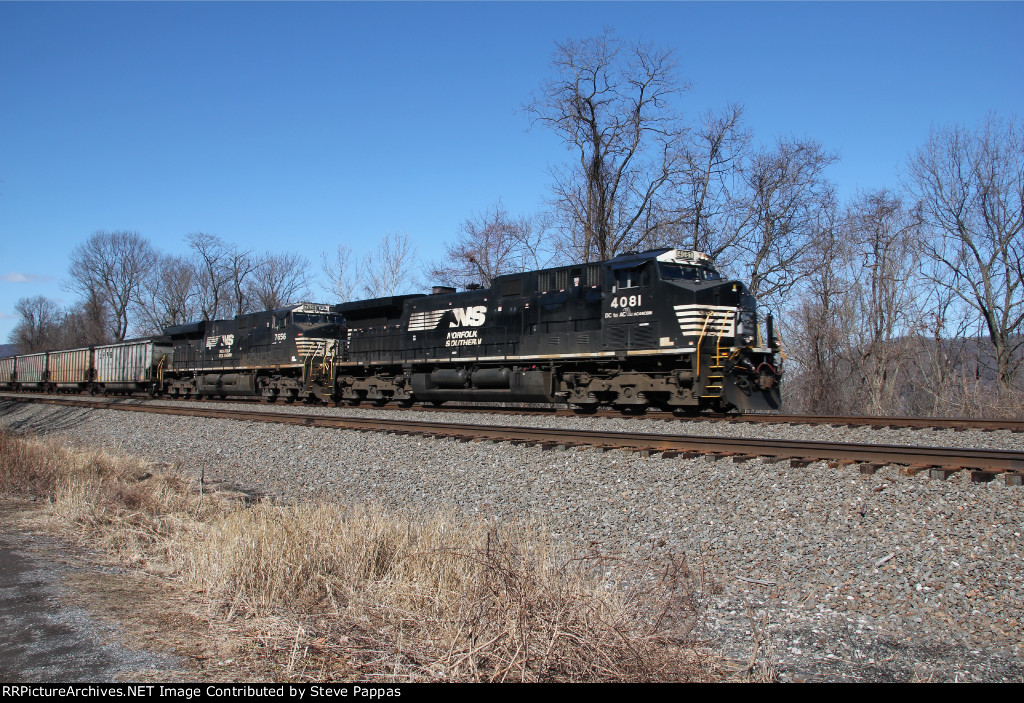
[{"x1": 1, "y1": 685, "x2": 404, "y2": 699}]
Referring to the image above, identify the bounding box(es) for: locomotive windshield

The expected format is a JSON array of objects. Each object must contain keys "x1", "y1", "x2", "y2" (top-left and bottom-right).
[
  {"x1": 292, "y1": 313, "x2": 344, "y2": 326},
  {"x1": 659, "y1": 263, "x2": 722, "y2": 282}
]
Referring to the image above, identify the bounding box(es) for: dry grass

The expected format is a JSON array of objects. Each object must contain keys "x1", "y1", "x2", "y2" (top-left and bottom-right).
[{"x1": 0, "y1": 429, "x2": 713, "y2": 682}]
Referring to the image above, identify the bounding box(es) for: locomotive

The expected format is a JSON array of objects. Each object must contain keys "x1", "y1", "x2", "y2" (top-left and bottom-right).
[{"x1": 0, "y1": 248, "x2": 782, "y2": 413}]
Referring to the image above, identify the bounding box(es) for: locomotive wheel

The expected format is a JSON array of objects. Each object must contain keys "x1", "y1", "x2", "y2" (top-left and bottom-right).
[
  {"x1": 397, "y1": 398, "x2": 415, "y2": 408},
  {"x1": 615, "y1": 404, "x2": 648, "y2": 416},
  {"x1": 572, "y1": 403, "x2": 599, "y2": 415},
  {"x1": 430, "y1": 400, "x2": 446, "y2": 407}
]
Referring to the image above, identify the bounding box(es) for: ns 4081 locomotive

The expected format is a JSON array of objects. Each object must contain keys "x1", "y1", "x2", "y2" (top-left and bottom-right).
[
  {"x1": 1, "y1": 248, "x2": 782, "y2": 414},
  {"x1": 326, "y1": 248, "x2": 782, "y2": 414}
]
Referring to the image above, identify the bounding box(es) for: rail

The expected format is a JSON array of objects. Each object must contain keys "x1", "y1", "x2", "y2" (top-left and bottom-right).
[{"x1": 3, "y1": 395, "x2": 1022, "y2": 484}]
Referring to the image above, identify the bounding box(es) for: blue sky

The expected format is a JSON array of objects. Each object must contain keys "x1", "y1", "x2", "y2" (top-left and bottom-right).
[{"x1": 1, "y1": 1, "x2": 1022, "y2": 341}]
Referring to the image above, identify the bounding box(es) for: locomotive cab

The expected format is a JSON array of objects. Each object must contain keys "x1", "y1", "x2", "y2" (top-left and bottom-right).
[
  {"x1": 653, "y1": 249, "x2": 781, "y2": 411},
  {"x1": 594, "y1": 248, "x2": 781, "y2": 413}
]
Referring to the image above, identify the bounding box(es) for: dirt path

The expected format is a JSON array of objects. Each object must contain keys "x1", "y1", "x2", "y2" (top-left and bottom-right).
[{"x1": 0, "y1": 501, "x2": 221, "y2": 682}]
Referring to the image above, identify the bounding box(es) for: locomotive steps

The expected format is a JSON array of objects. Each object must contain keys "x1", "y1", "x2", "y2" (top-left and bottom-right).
[{"x1": 7, "y1": 394, "x2": 1024, "y2": 485}]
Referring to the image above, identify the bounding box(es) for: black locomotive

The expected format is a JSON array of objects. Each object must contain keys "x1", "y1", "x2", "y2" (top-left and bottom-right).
[
  {"x1": 161, "y1": 303, "x2": 344, "y2": 401},
  {"x1": 331, "y1": 248, "x2": 781, "y2": 413},
  {"x1": 1, "y1": 248, "x2": 782, "y2": 413}
]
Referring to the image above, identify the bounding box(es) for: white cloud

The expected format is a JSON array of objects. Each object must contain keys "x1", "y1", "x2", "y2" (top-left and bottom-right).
[{"x1": 2, "y1": 272, "x2": 52, "y2": 284}]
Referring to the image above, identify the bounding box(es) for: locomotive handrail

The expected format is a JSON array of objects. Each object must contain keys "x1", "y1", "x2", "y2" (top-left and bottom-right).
[
  {"x1": 714, "y1": 310, "x2": 733, "y2": 363},
  {"x1": 695, "y1": 311, "x2": 715, "y2": 380}
]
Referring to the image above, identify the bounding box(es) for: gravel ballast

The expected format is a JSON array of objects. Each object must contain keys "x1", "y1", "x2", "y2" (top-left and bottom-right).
[{"x1": 2, "y1": 399, "x2": 1022, "y2": 682}]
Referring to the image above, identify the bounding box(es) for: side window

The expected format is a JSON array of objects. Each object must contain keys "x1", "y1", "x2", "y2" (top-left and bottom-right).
[
  {"x1": 616, "y1": 267, "x2": 646, "y2": 289},
  {"x1": 501, "y1": 278, "x2": 522, "y2": 297}
]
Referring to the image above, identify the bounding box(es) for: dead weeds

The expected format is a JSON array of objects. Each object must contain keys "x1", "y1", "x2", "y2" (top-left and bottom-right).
[{"x1": 0, "y1": 428, "x2": 720, "y2": 682}]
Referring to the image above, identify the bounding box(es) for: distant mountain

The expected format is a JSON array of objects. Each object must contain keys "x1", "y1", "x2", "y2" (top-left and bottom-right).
[{"x1": 0, "y1": 344, "x2": 19, "y2": 357}]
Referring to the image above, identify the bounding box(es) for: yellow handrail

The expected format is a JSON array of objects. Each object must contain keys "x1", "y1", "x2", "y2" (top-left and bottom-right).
[
  {"x1": 695, "y1": 311, "x2": 715, "y2": 381},
  {"x1": 714, "y1": 310, "x2": 735, "y2": 363}
]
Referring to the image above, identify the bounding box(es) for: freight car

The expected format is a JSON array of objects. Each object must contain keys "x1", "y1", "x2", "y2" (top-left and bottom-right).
[
  {"x1": 0, "y1": 339, "x2": 172, "y2": 395},
  {"x1": 0, "y1": 248, "x2": 782, "y2": 413}
]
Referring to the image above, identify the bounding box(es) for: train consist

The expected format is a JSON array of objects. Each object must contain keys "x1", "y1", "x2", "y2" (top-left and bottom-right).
[{"x1": 0, "y1": 248, "x2": 782, "y2": 413}]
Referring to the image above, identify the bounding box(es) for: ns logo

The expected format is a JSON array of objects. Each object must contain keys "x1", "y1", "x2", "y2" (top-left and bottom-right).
[{"x1": 450, "y1": 306, "x2": 487, "y2": 327}]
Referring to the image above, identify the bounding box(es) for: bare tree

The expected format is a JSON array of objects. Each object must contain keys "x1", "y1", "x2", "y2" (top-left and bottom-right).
[
  {"x1": 68, "y1": 230, "x2": 157, "y2": 341},
  {"x1": 248, "y1": 252, "x2": 311, "y2": 310},
  {"x1": 187, "y1": 232, "x2": 235, "y2": 321},
  {"x1": 526, "y1": 29, "x2": 687, "y2": 262},
  {"x1": 226, "y1": 246, "x2": 260, "y2": 317},
  {"x1": 842, "y1": 190, "x2": 922, "y2": 414},
  {"x1": 906, "y1": 112, "x2": 1024, "y2": 388},
  {"x1": 135, "y1": 254, "x2": 200, "y2": 334},
  {"x1": 8, "y1": 296, "x2": 62, "y2": 352},
  {"x1": 9, "y1": 294, "x2": 113, "y2": 351},
  {"x1": 675, "y1": 104, "x2": 751, "y2": 258},
  {"x1": 430, "y1": 201, "x2": 548, "y2": 289},
  {"x1": 731, "y1": 138, "x2": 838, "y2": 308},
  {"x1": 779, "y1": 216, "x2": 855, "y2": 414},
  {"x1": 69, "y1": 289, "x2": 111, "y2": 346},
  {"x1": 321, "y1": 243, "x2": 360, "y2": 303},
  {"x1": 906, "y1": 282, "x2": 980, "y2": 417},
  {"x1": 362, "y1": 232, "x2": 422, "y2": 298}
]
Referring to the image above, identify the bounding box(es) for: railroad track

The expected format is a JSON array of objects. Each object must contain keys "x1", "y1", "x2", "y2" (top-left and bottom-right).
[
  {"x1": 2, "y1": 390, "x2": 1022, "y2": 432},
  {"x1": 5, "y1": 395, "x2": 1023, "y2": 485},
  {"x1": 399, "y1": 404, "x2": 1024, "y2": 432}
]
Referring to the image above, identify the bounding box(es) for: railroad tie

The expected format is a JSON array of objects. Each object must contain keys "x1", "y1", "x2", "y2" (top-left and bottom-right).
[
  {"x1": 1004, "y1": 471, "x2": 1024, "y2": 487},
  {"x1": 902, "y1": 464, "x2": 938, "y2": 476},
  {"x1": 541, "y1": 442, "x2": 568, "y2": 451}
]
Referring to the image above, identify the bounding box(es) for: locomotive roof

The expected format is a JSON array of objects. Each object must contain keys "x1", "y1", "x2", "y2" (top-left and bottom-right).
[
  {"x1": 164, "y1": 302, "x2": 342, "y2": 336},
  {"x1": 607, "y1": 248, "x2": 716, "y2": 269},
  {"x1": 276, "y1": 302, "x2": 344, "y2": 315}
]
